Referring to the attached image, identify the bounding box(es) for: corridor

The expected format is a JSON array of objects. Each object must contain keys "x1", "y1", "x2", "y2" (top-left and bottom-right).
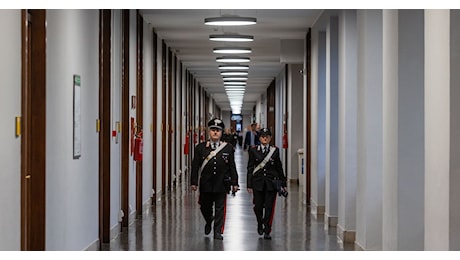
[{"x1": 103, "y1": 145, "x2": 354, "y2": 251}]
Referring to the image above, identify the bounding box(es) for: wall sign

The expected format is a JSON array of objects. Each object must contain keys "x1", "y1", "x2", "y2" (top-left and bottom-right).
[{"x1": 73, "y1": 75, "x2": 81, "y2": 159}]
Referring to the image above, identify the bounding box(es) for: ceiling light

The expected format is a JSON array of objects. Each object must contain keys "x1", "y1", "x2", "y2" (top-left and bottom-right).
[
  {"x1": 213, "y1": 47, "x2": 252, "y2": 54},
  {"x1": 204, "y1": 16, "x2": 257, "y2": 26},
  {"x1": 226, "y1": 90, "x2": 246, "y2": 93},
  {"x1": 209, "y1": 34, "x2": 254, "y2": 42},
  {"x1": 224, "y1": 85, "x2": 246, "y2": 90},
  {"x1": 223, "y1": 81, "x2": 247, "y2": 86},
  {"x1": 216, "y1": 56, "x2": 250, "y2": 63},
  {"x1": 224, "y1": 86, "x2": 246, "y2": 90},
  {"x1": 219, "y1": 64, "x2": 249, "y2": 70},
  {"x1": 229, "y1": 100, "x2": 243, "y2": 104},
  {"x1": 226, "y1": 90, "x2": 245, "y2": 93},
  {"x1": 220, "y1": 71, "x2": 248, "y2": 76},
  {"x1": 231, "y1": 109, "x2": 242, "y2": 114},
  {"x1": 223, "y1": 76, "x2": 248, "y2": 81}
]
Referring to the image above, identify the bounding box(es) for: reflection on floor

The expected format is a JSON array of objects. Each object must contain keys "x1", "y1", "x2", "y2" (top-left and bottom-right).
[{"x1": 102, "y1": 145, "x2": 355, "y2": 251}]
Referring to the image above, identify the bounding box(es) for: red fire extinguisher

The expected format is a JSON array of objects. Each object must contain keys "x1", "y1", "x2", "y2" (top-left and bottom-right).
[
  {"x1": 134, "y1": 130, "x2": 143, "y2": 161},
  {"x1": 184, "y1": 133, "x2": 190, "y2": 155},
  {"x1": 282, "y1": 133, "x2": 288, "y2": 149},
  {"x1": 282, "y1": 123, "x2": 288, "y2": 149},
  {"x1": 200, "y1": 130, "x2": 205, "y2": 142},
  {"x1": 193, "y1": 132, "x2": 198, "y2": 144}
]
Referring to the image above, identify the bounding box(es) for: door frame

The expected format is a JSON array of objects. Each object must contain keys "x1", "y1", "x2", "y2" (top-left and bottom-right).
[
  {"x1": 98, "y1": 9, "x2": 112, "y2": 244},
  {"x1": 21, "y1": 9, "x2": 47, "y2": 251}
]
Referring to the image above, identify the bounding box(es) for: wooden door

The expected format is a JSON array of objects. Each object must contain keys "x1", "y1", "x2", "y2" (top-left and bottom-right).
[{"x1": 21, "y1": 9, "x2": 46, "y2": 250}]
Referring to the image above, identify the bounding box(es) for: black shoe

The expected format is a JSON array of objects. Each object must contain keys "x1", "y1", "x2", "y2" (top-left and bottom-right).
[
  {"x1": 264, "y1": 233, "x2": 272, "y2": 240},
  {"x1": 204, "y1": 216, "x2": 214, "y2": 235},
  {"x1": 205, "y1": 222, "x2": 212, "y2": 235},
  {"x1": 214, "y1": 233, "x2": 223, "y2": 240},
  {"x1": 257, "y1": 224, "x2": 264, "y2": 235}
]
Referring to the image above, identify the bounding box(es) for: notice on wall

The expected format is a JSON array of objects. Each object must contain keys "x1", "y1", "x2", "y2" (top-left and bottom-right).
[{"x1": 73, "y1": 75, "x2": 81, "y2": 159}]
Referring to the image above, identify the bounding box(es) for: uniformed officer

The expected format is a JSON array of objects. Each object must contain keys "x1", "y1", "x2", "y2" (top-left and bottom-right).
[
  {"x1": 191, "y1": 118, "x2": 239, "y2": 240},
  {"x1": 247, "y1": 127, "x2": 287, "y2": 240}
]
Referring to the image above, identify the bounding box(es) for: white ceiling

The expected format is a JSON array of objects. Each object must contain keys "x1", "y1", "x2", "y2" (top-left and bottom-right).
[{"x1": 140, "y1": 9, "x2": 323, "y2": 114}]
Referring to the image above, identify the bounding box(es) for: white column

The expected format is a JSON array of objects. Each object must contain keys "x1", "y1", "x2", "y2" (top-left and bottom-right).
[
  {"x1": 449, "y1": 10, "x2": 460, "y2": 250},
  {"x1": 338, "y1": 9, "x2": 358, "y2": 244},
  {"x1": 325, "y1": 16, "x2": 339, "y2": 228},
  {"x1": 302, "y1": 31, "x2": 309, "y2": 204},
  {"x1": 425, "y1": 9, "x2": 460, "y2": 251},
  {"x1": 424, "y1": 9, "x2": 449, "y2": 250},
  {"x1": 310, "y1": 28, "x2": 319, "y2": 212},
  {"x1": 356, "y1": 10, "x2": 383, "y2": 250},
  {"x1": 287, "y1": 64, "x2": 304, "y2": 182},
  {"x1": 382, "y1": 10, "x2": 425, "y2": 250},
  {"x1": 382, "y1": 9, "x2": 399, "y2": 250},
  {"x1": 310, "y1": 30, "x2": 327, "y2": 216}
]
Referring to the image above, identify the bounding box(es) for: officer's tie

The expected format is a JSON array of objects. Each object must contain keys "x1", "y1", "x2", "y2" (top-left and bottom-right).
[
  {"x1": 263, "y1": 146, "x2": 267, "y2": 154},
  {"x1": 212, "y1": 143, "x2": 217, "y2": 150}
]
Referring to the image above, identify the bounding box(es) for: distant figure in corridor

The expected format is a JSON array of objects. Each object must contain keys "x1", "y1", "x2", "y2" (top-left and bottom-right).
[
  {"x1": 247, "y1": 127, "x2": 287, "y2": 240},
  {"x1": 191, "y1": 118, "x2": 240, "y2": 240},
  {"x1": 244, "y1": 123, "x2": 260, "y2": 150},
  {"x1": 222, "y1": 127, "x2": 238, "y2": 149}
]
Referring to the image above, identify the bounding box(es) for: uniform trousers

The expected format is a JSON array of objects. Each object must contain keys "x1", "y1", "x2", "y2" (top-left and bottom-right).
[
  {"x1": 199, "y1": 192, "x2": 227, "y2": 235},
  {"x1": 252, "y1": 187, "x2": 277, "y2": 234}
]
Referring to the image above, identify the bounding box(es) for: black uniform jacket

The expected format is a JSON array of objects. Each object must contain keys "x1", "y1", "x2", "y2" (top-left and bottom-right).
[
  {"x1": 191, "y1": 141, "x2": 239, "y2": 193},
  {"x1": 247, "y1": 145, "x2": 286, "y2": 192}
]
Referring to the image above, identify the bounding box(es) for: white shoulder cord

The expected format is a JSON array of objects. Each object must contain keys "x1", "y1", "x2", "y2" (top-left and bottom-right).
[
  {"x1": 252, "y1": 147, "x2": 276, "y2": 175},
  {"x1": 198, "y1": 142, "x2": 228, "y2": 176}
]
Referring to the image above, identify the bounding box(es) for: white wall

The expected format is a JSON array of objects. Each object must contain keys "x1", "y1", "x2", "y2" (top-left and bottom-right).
[
  {"x1": 181, "y1": 64, "x2": 188, "y2": 174},
  {"x1": 128, "y1": 9, "x2": 137, "y2": 218},
  {"x1": 155, "y1": 35, "x2": 163, "y2": 197},
  {"x1": 221, "y1": 110, "x2": 231, "y2": 129},
  {"x1": 287, "y1": 64, "x2": 304, "y2": 182},
  {"x1": 254, "y1": 93, "x2": 266, "y2": 127},
  {"x1": 110, "y1": 9, "x2": 123, "y2": 237},
  {"x1": 311, "y1": 30, "x2": 327, "y2": 213},
  {"x1": 275, "y1": 71, "x2": 286, "y2": 163},
  {"x1": 143, "y1": 18, "x2": 154, "y2": 207},
  {"x1": 0, "y1": 9, "x2": 21, "y2": 250},
  {"x1": 46, "y1": 10, "x2": 100, "y2": 250}
]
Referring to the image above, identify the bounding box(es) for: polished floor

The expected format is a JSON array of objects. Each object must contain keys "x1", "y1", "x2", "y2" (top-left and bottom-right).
[{"x1": 103, "y1": 145, "x2": 355, "y2": 251}]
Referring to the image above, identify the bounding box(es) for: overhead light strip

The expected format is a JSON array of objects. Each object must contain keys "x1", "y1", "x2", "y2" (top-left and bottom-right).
[
  {"x1": 204, "y1": 16, "x2": 257, "y2": 26},
  {"x1": 224, "y1": 81, "x2": 247, "y2": 86},
  {"x1": 216, "y1": 56, "x2": 250, "y2": 63},
  {"x1": 209, "y1": 34, "x2": 254, "y2": 42},
  {"x1": 223, "y1": 76, "x2": 248, "y2": 81},
  {"x1": 220, "y1": 71, "x2": 248, "y2": 76},
  {"x1": 219, "y1": 64, "x2": 249, "y2": 70},
  {"x1": 213, "y1": 47, "x2": 252, "y2": 54}
]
